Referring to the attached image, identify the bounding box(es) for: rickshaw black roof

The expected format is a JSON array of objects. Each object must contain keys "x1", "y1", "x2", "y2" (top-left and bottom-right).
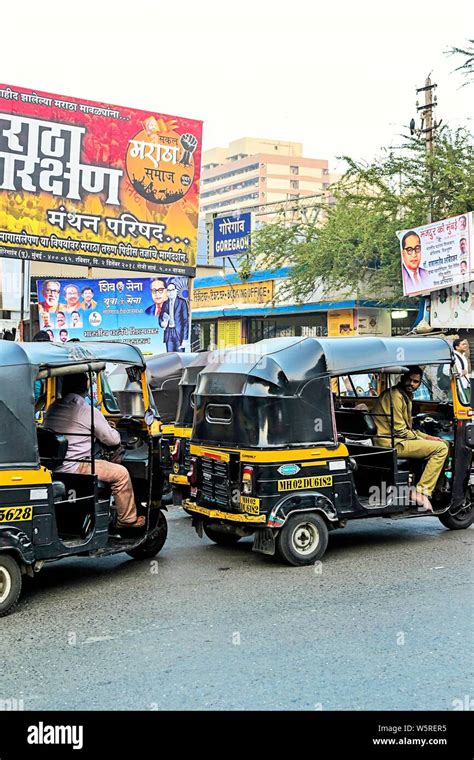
[
  {"x1": 197, "y1": 336, "x2": 454, "y2": 391},
  {"x1": 180, "y1": 351, "x2": 215, "y2": 386},
  {"x1": 0, "y1": 341, "x2": 147, "y2": 370},
  {"x1": 146, "y1": 352, "x2": 198, "y2": 390}
]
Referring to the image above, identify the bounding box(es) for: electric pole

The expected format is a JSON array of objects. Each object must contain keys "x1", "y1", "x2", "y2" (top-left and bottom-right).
[{"x1": 415, "y1": 74, "x2": 441, "y2": 223}]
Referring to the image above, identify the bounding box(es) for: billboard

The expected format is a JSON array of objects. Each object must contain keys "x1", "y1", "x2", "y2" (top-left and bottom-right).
[
  {"x1": 37, "y1": 276, "x2": 190, "y2": 355},
  {"x1": 213, "y1": 212, "x2": 251, "y2": 257},
  {"x1": 0, "y1": 84, "x2": 202, "y2": 275},
  {"x1": 430, "y1": 283, "x2": 474, "y2": 329},
  {"x1": 397, "y1": 212, "x2": 472, "y2": 296}
]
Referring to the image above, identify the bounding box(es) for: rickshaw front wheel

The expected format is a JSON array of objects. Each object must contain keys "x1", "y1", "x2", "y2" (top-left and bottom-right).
[
  {"x1": 276, "y1": 513, "x2": 329, "y2": 566},
  {"x1": 0, "y1": 554, "x2": 22, "y2": 617},
  {"x1": 203, "y1": 524, "x2": 242, "y2": 546},
  {"x1": 438, "y1": 500, "x2": 473, "y2": 530}
]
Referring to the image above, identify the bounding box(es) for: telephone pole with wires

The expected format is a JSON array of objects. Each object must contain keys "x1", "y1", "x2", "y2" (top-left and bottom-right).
[{"x1": 412, "y1": 74, "x2": 442, "y2": 223}]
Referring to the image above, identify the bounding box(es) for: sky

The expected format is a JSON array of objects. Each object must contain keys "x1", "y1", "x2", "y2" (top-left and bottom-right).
[{"x1": 2, "y1": 0, "x2": 473, "y2": 173}]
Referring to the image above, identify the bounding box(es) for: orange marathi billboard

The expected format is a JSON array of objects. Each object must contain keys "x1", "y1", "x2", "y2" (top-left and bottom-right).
[{"x1": 0, "y1": 84, "x2": 202, "y2": 275}]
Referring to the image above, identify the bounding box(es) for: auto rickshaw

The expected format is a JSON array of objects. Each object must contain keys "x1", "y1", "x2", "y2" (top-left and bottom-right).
[
  {"x1": 0, "y1": 341, "x2": 168, "y2": 616},
  {"x1": 168, "y1": 351, "x2": 212, "y2": 503},
  {"x1": 106, "y1": 352, "x2": 197, "y2": 504},
  {"x1": 182, "y1": 337, "x2": 473, "y2": 565}
]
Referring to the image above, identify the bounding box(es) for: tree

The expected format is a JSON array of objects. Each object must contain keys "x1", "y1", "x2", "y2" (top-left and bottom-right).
[
  {"x1": 447, "y1": 39, "x2": 474, "y2": 85},
  {"x1": 245, "y1": 127, "x2": 474, "y2": 303}
]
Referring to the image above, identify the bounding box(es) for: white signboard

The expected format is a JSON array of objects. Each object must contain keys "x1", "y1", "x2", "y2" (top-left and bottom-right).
[
  {"x1": 430, "y1": 283, "x2": 474, "y2": 329},
  {"x1": 397, "y1": 212, "x2": 472, "y2": 296}
]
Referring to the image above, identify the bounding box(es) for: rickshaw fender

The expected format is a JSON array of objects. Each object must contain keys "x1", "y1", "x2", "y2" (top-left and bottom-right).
[
  {"x1": 268, "y1": 492, "x2": 338, "y2": 528},
  {"x1": 0, "y1": 527, "x2": 35, "y2": 566}
]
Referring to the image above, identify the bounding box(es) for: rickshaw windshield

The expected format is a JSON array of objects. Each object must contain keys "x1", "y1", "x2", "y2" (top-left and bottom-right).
[{"x1": 0, "y1": 364, "x2": 38, "y2": 467}]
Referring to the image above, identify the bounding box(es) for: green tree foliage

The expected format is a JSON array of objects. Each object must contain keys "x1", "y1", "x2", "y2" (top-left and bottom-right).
[
  {"x1": 246, "y1": 128, "x2": 474, "y2": 302},
  {"x1": 447, "y1": 39, "x2": 474, "y2": 85}
]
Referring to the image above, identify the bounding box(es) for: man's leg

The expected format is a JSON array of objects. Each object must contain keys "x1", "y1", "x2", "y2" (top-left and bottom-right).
[
  {"x1": 77, "y1": 460, "x2": 139, "y2": 525},
  {"x1": 396, "y1": 438, "x2": 449, "y2": 498}
]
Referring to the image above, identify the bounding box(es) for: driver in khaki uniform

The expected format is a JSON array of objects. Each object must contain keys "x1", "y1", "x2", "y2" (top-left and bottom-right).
[{"x1": 372, "y1": 366, "x2": 449, "y2": 512}]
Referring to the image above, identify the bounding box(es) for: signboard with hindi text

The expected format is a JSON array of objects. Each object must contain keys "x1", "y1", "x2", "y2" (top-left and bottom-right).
[
  {"x1": 0, "y1": 84, "x2": 202, "y2": 275},
  {"x1": 397, "y1": 212, "x2": 472, "y2": 296},
  {"x1": 213, "y1": 212, "x2": 251, "y2": 258},
  {"x1": 192, "y1": 280, "x2": 273, "y2": 310},
  {"x1": 217, "y1": 319, "x2": 242, "y2": 347},
  {"x1": 37, "y1": 275, "x2": 191, "y2": 355}
]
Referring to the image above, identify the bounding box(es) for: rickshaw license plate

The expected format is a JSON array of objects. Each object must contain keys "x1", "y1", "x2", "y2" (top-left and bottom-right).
[
  {"x1": 240, "y1": 496, "x2": 260, "y2": 514},
  {"x1": 0, "y1": 506, "x2": 33, "y2": 523},
  {"x1": 277, "y1": 475, "x2": 333, "y2": 492}
]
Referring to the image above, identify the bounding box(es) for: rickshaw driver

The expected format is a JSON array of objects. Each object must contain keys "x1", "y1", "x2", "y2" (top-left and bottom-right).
[
  {"x1": 44, "y1": 372, "x2": 145, "y2": 529},
  {"x1": 372, "y1": 366, "x2": 449, "y2": 512}
]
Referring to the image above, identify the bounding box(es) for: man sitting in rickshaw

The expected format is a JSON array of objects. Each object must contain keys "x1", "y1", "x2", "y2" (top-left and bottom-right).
[
  {"x1": 44, "y1": 372, "x2": 145, "y2": 529},
  {"x1": 372, "y1": 366, "x2": 449, "y2": 512}
]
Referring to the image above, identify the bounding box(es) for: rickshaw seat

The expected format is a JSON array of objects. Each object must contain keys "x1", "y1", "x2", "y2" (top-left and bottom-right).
[
  {"x1": 397, "y1": 459, "x2": 411, "y2": 470},
  {"x1": 335, "y1": 409, "x2": 377, "y2": 439},
  {"x1": 37, "y1": 427, "x2": 68, "y2": 470}
]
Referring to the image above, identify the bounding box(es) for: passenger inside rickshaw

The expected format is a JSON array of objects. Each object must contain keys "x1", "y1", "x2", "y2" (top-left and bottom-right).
[
  {"x1": 36, "y1": 369, "x2": 152, "y2": 542},
  {"x1": 332, "y1": 364, "x2": 462, "y2": 511}
]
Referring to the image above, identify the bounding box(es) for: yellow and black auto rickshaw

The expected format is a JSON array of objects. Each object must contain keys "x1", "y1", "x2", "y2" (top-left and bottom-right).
[
  {"x1": 0, "y1": 340, "x2": 168, "y2": 616},
  {"x1": 182, "y1": 337, "x2": 473, "y2": 565},
  {"x1": 169, "y1": 351, "x2": 213, "y2": 504},
  {"x1": 106, "y1": 351, "x2": 197, "y2": 504}
]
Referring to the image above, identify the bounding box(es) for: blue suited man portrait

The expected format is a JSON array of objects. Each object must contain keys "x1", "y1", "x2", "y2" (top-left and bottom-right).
[
  {"x1": 159, "y1": 280, "x2": 189, "y2": 352},
  {"x1": 145, "y1": 278, "x2": 168, "y2": 316}
]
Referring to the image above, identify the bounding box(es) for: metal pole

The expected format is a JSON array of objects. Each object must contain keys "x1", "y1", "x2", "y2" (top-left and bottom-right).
[{"x1": 89, "y1": 368, "x2": 95, "y2": 477}]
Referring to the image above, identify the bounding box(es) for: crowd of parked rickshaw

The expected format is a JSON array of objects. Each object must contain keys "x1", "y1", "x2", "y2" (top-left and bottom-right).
[{"x1": 0, "y1": 333, "x2": 472, "y2": 616}]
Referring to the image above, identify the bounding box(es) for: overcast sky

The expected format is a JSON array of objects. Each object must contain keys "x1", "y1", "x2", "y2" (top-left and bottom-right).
[{"x1": 3, "y1": 0, "x2": 473, "y2": 172}]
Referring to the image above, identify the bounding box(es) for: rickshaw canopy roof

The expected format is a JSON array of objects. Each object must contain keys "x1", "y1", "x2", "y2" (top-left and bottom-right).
[
  {"x1": 146, "y1": 351, "x2": 198, "y2": 390},
  {"x1": 196, "y1": 336, "x2": 454, "y2": 394},
  {"x1": 0, "y1": 341, "x2": 147, "y2": 373},
  {"x1": 180, "y1": 350, "x2": 215, "y2": 386}
]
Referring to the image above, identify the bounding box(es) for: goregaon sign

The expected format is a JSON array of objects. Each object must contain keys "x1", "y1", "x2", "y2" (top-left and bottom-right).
[
  {"x1": 213, "y1": 212, "x2": 251, "y2": 257},
  {"x1": 0, "y1": 84, "x2": 203, "y2": 275}
]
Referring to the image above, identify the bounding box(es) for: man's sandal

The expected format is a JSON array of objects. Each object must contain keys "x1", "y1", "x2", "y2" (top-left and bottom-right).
[{"x1": 115, "y1": 515, "x2": 146, "y2": 530}]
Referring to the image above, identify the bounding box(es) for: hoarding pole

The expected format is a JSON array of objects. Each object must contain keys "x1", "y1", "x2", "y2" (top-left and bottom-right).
[{"x1": 20, "y1": 258, "x2": 25, "y2": 341}]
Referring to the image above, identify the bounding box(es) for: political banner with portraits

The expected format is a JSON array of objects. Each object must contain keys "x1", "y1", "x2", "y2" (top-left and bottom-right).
[
  {"x1": 397, "y1": 212, "x2": 472, "y2": 296},
  {"x1": 37, "y1": 276, "x2": 191, "y2": 355},
  {"x1": 0, "y1": 84, "x2": 202, "y2": 275}
]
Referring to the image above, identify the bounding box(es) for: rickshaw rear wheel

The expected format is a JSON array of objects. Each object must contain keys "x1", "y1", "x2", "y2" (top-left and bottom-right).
[
  {"x1": 276, "y1": 513, "x2": 329, "y2": 566},
  {"x1": 438, "y1": 500, "x2": 473, "y2": 530},
  {"x1": 203, "y1": 524, "x2": 242, "y2": 546},
  {"x1": 0, "y1": 554, "x2": 22, "y2": 617},
  {"x1": 126, "y1": 511, "x2": 168, "y2": 559}
]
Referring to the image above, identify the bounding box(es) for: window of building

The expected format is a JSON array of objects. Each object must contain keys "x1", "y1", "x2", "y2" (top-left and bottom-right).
[
  {"x1": 290, "y1": 180, "x2": 299, "y2": 189},
  {"x1": 290, "y1": 166, "x2": 299, "y2": 175},
  {"x1": 322, "y1": 168, "x2": 329, "y2": 175},
  {"x1": 202, "y1": 162, "x2": 259, "y2": 186},
  {"x1": 201, "y1": 192, "x2": 260, "y2": 212}
]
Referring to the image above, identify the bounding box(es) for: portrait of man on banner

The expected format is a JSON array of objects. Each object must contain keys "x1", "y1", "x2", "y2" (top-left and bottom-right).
[
  {"x1": 400, "y1": 230, "x2": 432, "y2": 295},
  {"x1": 158, "y1": 278, "x2": 189, "y2": 352}
]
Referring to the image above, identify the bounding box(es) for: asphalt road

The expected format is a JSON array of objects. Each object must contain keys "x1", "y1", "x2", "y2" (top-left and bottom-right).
[{"x1": 1, "y1": 507, "x2": 472, "y2": 711}]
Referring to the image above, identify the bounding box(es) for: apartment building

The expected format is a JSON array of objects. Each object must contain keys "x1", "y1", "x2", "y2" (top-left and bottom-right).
[{"x1": 200, "y1": 137, "x2": 337, "y2": 217}]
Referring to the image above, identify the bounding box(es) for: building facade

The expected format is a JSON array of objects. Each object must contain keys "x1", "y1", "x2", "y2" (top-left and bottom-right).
[{"x1": 190, "y1": 268, "x2": 418, "y2": 350}]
